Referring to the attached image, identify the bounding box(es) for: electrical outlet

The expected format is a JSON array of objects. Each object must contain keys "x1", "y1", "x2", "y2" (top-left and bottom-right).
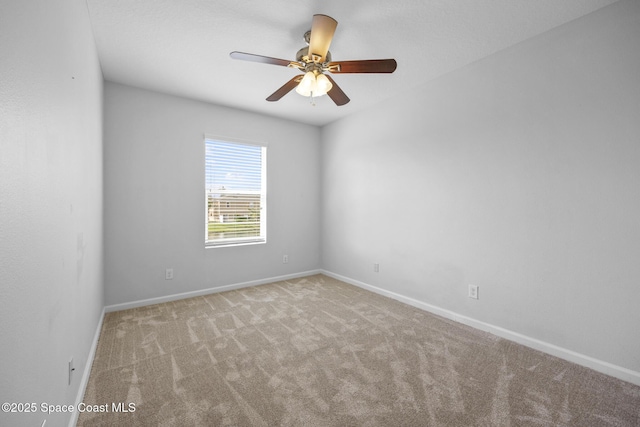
[
  {"x1": 374, "y1": 263, "x2": 379, "y2": 273},
  {"x1": 282, "y1": 255, "x2": 289, "y2": 264},
  {"x1": 68, "y1": 358, "x2": 75, "y2": 385},
  {"x1": 468, "y1": 284, "x2": 479, "y2": 299},
  {"x1": 165, "y1": 268, "x2": 174, "y2": 280}
]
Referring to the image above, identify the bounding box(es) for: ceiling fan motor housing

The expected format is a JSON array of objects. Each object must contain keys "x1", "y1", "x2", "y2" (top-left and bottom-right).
[{"x1": 296, "y1": 46, "x2": 332, "y2": 65}]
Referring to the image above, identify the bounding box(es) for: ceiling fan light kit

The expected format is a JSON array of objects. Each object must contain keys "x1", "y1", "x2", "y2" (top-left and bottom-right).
[
  {"x1": 295, "y1": 72, "x2": 333, "y2": 98},
  {"x1": 230, "y1": 14, "x2": 397, "y2": 106}
]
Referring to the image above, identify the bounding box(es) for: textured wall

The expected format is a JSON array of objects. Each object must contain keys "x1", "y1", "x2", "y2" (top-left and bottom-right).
[
  {"x1": 103, "y1": 82, "x2": 321, "y2": 306},
  {"x1": 0, "y1": 0, "x2": 104, "y2": 426},
  {"x1": 321, "y1": 0, "x2": 640, "y2": 376}
]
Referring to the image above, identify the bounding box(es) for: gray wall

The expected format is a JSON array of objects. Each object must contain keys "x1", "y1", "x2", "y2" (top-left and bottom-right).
[
  {"x1": 0, "y1": 0, "x2": 104, "y2": 426},
  {"x1": 104, "y1": 82, "x2": 321, "y2": 306},
  {"x1": 321, "y1": 0, "x2": 640, "y2": 374}
]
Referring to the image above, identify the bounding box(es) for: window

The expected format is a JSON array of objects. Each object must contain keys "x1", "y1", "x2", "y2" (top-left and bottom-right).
[{"x1": 205, "y1": 137, "x2": 266, "y2": 247}]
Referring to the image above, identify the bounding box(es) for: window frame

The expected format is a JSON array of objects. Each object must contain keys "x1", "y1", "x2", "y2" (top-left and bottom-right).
[{"x1": 204, "y1": 135, "x2": 267, "y2": 248}]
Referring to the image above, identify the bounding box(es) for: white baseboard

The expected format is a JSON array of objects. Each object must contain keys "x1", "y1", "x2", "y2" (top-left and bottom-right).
[
  {"x1": 321, "y1": 270, "x2": 640, "y2": 387},
  {"x1": 104, "y1": 269, "x2": 323, "y2": 313},
  {"x1": 69, "y1": 306, "x2": 105, "y2": 427}
]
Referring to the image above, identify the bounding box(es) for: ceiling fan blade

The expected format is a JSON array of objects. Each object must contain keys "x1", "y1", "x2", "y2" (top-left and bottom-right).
[
  {"x1": 308, "y1": 14, "x2": 338, "y2": 63},
  {"x1": 230, "y1": 51, "x2": 300, "y2": 68},
  {"x1": 327, "y1": 59, "x2": 397, "y2": 74},
  {"x1": 266, "y1": 75, "x2": 304, "y2": 102},
  {"x1": 325, "y1": 75, "x2": 350, "y2": 106}
]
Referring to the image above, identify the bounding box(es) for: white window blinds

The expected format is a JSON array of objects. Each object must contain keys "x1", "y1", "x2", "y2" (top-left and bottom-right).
[{"x1": 205, "y1": 137, "x2": 266, "y2": 246}]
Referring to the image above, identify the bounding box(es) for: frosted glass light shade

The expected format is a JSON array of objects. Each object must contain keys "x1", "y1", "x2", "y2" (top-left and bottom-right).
[
  {"x1": 315, "y1": 74, "x2": 333, "y2": 96},
  {"x1": 295, "y1": 72, "x2": 316, "y2": 96}
]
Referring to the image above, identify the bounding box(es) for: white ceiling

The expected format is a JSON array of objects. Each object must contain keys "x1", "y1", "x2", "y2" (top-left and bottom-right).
[{"x1": 85, "y1": 0, "x2": 619, "y2": 126}]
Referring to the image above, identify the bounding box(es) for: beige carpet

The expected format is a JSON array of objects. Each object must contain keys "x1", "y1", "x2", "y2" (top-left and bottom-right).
[{"x1": 78, "y1": 274, "x2": 640, "y2": 426}]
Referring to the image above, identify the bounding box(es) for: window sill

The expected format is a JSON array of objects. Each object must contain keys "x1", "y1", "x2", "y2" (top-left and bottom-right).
[{"x1": 205, "y1": 239, "x2": 266, "y2": 249}]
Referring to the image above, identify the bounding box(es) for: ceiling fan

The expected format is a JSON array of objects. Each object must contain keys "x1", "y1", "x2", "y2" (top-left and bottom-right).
[{"x1": 230, "y1": 14, "x2": 397, "y2": 106}]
